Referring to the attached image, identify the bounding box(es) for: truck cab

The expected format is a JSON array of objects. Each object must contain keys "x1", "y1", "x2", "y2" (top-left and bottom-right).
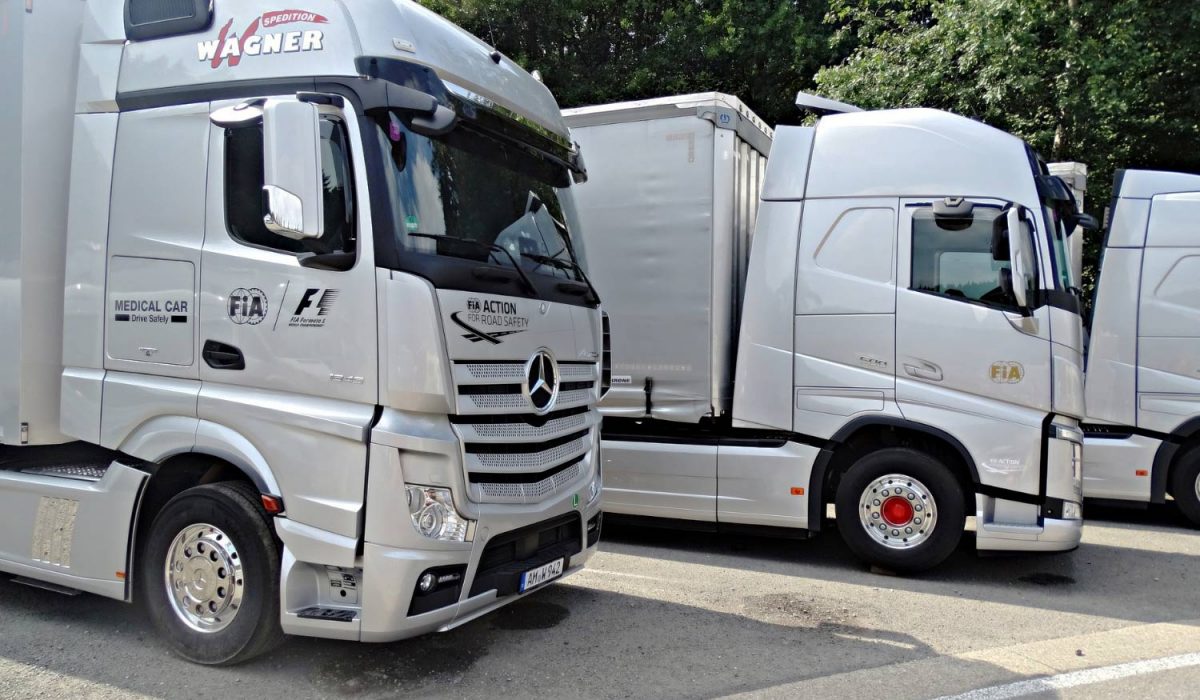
[
  {"x1": 568, "y1": 95, "x2": 1087, "y2": 572},
  {"x1": 1084, "y1": 169, "x2": 1200, "y2": 524},
  {"x1": 1, "y1": 0, "x2": 603, "y2": 664}
]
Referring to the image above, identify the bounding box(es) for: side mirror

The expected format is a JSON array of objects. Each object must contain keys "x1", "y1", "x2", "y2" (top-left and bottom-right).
[
  {"x1": 1006, "y1": 206, "x2": 1030, "y2": 308},
  {"x1": 262, "y1": 100, "x2": 324, "y2": 240},
  {"x1": 1070, "y1": 212, "x2": 1100, "y2": 232}
]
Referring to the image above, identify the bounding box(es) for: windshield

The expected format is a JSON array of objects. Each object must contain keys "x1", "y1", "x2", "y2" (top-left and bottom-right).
[
  {"x1": 1043, "y1": 203, "x2": 1074, "y2": 290},
  {"x1": 372, "y1": 111, "x2": 584, "y2": 283}
]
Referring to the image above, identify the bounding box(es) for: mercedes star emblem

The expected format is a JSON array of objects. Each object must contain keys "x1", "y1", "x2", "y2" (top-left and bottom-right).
[{"x1": 524, "y1": 349, "x2": 560, "y2": 414}]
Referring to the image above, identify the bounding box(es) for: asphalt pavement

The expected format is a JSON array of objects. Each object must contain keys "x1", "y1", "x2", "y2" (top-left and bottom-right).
[{"x1": 0, "y1": 504, "x2": 1197, "y2": 699}]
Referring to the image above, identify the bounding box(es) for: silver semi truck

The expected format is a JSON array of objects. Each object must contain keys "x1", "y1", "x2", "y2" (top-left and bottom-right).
[
  {"x1": 1, "y1": 0, "x2": 604, "y2": 664},
  {"x1": 1083, "y1": 169, "x2": 1200, "y2": 525},
  {"x1": 565, "y1": 93, "x2": 1091, "y2": 573}
]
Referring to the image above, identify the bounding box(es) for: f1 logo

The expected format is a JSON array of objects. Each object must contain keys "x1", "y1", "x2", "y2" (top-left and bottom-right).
[{"x1": 293, "y1": 288, "x2": 340, "y2": 317}]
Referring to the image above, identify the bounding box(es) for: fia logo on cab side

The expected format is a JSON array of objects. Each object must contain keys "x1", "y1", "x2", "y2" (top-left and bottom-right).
[
  {"x1": 990, "y1": 361, "x2": 1025, "y2": 384},
  {"x1": 228, "y1": 288, "x2": 268, "y2": 325}
]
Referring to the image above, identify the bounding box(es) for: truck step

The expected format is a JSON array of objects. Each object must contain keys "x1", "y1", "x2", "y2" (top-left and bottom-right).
[
  {"x1": 11, "y1": 576, "x2": 82, "y2": 596},
  {"x1": 296, "y1": 606, "x2": 358, "y2": 623},
  {"x1": 20, "y1": 464, "x2": 109, "y2": 482}
]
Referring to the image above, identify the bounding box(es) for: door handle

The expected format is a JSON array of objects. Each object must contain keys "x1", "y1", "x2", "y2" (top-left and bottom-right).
[
  {"x1": 903, "y1": 359, "x2": 943, "y2": 382},
  {"x1": 202, "y1": 340, "x2": 245, "y2": 370}
]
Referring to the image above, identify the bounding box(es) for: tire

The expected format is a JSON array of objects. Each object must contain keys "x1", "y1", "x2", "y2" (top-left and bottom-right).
[
  {"x1": 834, "y1": 448, "x2": 966, "y2": 574},
  {"x1": 140, "y1": 481, "x2": 285, "y2": 665},
  {"x1": 1169, "y1": 446, "x2": 1200, "y2": 528}
]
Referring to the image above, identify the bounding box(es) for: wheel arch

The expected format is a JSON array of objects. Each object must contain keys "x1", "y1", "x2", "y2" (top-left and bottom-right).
[
  {"x1": 127, "y1": 421, "x2": 284, "y2": 595},
  {"x1": 1154, "y1": 416, "x2": 1200, "y2": 503},
  {"x1": 807, "y1": 416, "x2": 979, "y2": 531}
]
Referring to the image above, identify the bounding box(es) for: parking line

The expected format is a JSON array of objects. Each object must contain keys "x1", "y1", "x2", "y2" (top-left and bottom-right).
[{"x1": 933, "y1": 652, "x2": 1200, "y2": 700}]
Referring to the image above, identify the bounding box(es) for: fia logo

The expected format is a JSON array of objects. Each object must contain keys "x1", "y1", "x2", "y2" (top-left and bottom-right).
[
  {"x1": 228, "y1": 288, "x2": 268, "y2": 325},
  {"x1": 467, "y1": 297, "x2": 482, "y2": 312},
  {"x1": 990, "y1": 361, "x2": 1025, "y2": 384}
]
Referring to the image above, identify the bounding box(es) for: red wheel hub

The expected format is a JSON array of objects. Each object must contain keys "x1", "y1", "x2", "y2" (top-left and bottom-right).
[{"x1": 881, "y1": 496, "x2": 914, "y2": 526}]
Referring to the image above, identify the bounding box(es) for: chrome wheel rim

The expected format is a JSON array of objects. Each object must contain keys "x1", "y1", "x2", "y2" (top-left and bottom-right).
[
  {"x1": 858, "y1": 474, "x2": 938, "y2": 550},
  {"x1": 164, "y1": 523, "x2": 245, "y2": 633}
]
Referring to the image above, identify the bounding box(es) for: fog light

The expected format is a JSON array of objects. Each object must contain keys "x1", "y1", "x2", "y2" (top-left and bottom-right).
[
  {"x1": 406, "y1": 485, "x2": 473, "y2": 542},
  {"x1": 418, "y1": 572, "x2": 438, "y2": 593},
  {"x1": 1062, "y1": 501, "x2": 1083, "y2": 521}
]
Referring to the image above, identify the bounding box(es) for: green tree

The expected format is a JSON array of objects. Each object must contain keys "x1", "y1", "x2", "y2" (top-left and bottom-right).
[
  {"x1": 419, "y1": 0, "x2": 837, "y2": 126},
  {"x1": 816, "y1": 0, "x2": 1200, "y2": 291}
]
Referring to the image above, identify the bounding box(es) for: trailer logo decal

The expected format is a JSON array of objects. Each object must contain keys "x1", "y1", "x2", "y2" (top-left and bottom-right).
[
  {"x1": 228, "y1": 288, "x2": 269, "y2": 325},
  {"x1": 989, "y1": 361, "x2": 1025, "y2": 384},
  {"x1": 198, "y1": 10, "x2": 329, "y2": 69},
  {"x1": 288, "y1": 288, "x2": 339, "y2": 328}
]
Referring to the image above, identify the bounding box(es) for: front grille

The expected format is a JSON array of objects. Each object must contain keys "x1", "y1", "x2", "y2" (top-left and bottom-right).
[
  {"x1": 451, "y1": 360, "x2": 600, "y2": 504},
  {"x1": 469, "y1": 429, "x2": 590, "y2": 472},
  {"x1": 458, "y1": 362, "x2": 595, "y2": 383},
  {"x1": 475, "y1": 460, "x2": 584, "y2": 502},
  {"x1": 469, "y1": 513, "x2": 582, "y2": 597},
  {"x1": 458, "y1": 384, "x2": 595, "y2": 414},
  {"x1": 467, "y1": 411, "x2": 587, "y2": 440}
]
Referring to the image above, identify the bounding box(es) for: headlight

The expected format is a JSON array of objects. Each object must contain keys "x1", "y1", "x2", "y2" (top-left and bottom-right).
[
  {"x1": 406, "y1": 485, "x2": 473, "y2": 542},
  {"x1": 1062, "y1": 501, "x2": 1083, "y2": 521}
]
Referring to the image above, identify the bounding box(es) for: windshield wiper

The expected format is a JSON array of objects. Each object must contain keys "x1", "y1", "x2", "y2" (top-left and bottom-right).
[
  {"x1": 521, "y1": 253, "x2": 600, "y2": 304},
  {"x1": 408, "y1": 233, "x2": 536, "y2": 294}
]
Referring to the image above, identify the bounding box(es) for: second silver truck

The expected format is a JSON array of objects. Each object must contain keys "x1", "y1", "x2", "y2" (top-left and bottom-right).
[{"x1": 565, "y1": 93, "x2": 1091, "y2": 572}]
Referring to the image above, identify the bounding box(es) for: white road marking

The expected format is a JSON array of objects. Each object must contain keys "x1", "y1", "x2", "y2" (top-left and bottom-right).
[
  {"x1": 0, "y1": 658, "x2": 153, "y2": 699},
  {"x1": 934, "y1": 652, "x2": 1200, "y2": 700},
  {"x1": 574, "y1": 568, "x2": 672, "y2": 582}
]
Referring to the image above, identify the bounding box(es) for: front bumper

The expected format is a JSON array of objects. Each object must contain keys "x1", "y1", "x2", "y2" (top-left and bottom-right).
[
  {"x1": 975, "y1": 513, "x2": 1082, "y2": 552},
  {"x1": 279, "y1": 499, "x2": 602, "y2": 642}
]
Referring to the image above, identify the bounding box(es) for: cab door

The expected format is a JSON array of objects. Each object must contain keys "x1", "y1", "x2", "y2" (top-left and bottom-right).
[
  {"x1": 895, "y1": 199, "x2": 1052, "y2": 497},
  {"x1": 196, "y1": 95, "x2": 379, "y2": 537},
  {"x1": 198, "y1": 96, "x2": 377, "y2": 404}
]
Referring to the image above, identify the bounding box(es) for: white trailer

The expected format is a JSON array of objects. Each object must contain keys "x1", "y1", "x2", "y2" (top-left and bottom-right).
[
  {"x1": 1083, "y1": 169, "x2": 1200, "y2": 524},
  {"x1": 1, "y1": 0, "x2": 604, "y2": 664},
  {"x1": 566, "y1": 93, "x2": 1090, "y2": 572}
]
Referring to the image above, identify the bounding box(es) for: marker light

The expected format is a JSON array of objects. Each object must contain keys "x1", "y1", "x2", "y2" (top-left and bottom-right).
[{"x1": 261, "y1": 494, "x2": 285, "y2": 514}]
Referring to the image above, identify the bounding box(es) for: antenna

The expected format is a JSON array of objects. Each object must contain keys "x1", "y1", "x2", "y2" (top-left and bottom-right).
[
  {"x1": 795, "y1": 91, "x2": 863, "y2": 116},
  {"x1": 481, "y1": 5, "x2": 499, "y2": 49}
]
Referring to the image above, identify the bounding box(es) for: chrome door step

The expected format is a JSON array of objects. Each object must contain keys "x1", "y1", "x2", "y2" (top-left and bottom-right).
[
  {"x1": 296, "y1": 606, "x2": 358, "y2": 623},
  {"x1": 20, "y1": 464, "x2": 109, "y2": 482},
  {"x1": 11, "y1": 576, "x2": 82, "y2": 596}
]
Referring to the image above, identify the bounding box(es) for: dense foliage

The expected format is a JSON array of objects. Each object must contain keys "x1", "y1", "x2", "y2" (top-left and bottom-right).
[{"x1": 422, "y1": 0, "x2": 1200, "y2": 286}]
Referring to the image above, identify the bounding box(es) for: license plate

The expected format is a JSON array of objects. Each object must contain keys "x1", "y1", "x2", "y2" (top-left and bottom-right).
[{"x1": 519, "y1": 557, "x2": 564, "y2": 592}]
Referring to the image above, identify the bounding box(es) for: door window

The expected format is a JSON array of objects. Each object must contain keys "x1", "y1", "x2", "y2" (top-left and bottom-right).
[
  {"x1": 225, "y1": 117, "x2": 356, "y2": 258},
  {"x1": 910, "y1": 207, "x2": 1022, "y2": 310}
]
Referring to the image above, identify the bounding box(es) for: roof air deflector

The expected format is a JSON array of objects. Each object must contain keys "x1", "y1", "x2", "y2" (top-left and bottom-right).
[{"x1": 795, "y1": 92, "x2": 863, "y2": 116}]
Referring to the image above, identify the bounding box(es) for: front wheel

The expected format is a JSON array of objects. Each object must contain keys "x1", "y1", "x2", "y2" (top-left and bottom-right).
[
  {"x1": 835, "y1": 448, "x2": 965, "y2": 573},
  {"x1": 141, "y1": 481, "x2": 284, "y2": 665},
  {"x1": 1169, "y1": 446, "x2": 1200, "y2": 528}
]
